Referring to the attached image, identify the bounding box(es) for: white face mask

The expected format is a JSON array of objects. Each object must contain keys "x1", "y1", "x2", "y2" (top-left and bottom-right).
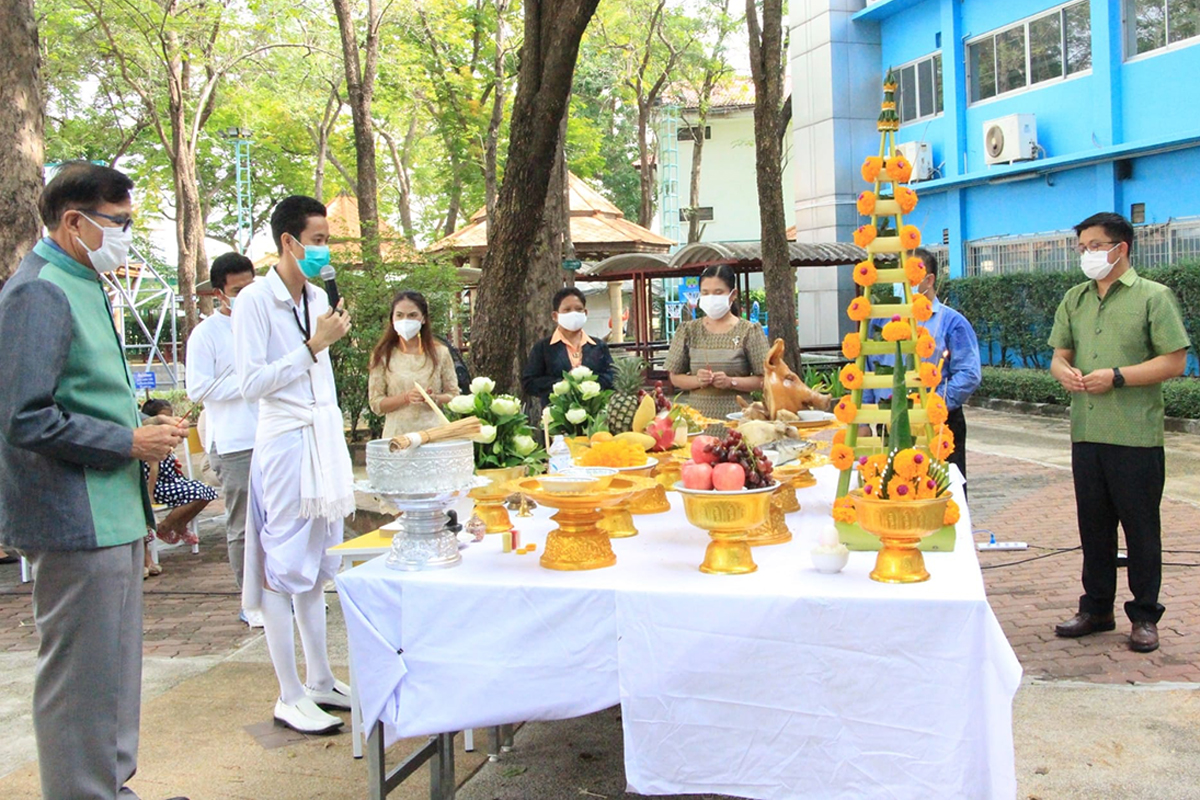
[
  {"x1": 394, "y1": 318, "x2": 423, "y2": 341},
  {"x1": 699, "y1": 294, "x2": 732, "y2": 320},
  {"x1": 76, "y1": 214, "x2": 132, "y2": 274},
  {"x1": 557, "y1": 311, "x2": 587, "y2": 332},
  {"x1": 1080, "y1": 246, "x2": 1118, "y2": 281}
]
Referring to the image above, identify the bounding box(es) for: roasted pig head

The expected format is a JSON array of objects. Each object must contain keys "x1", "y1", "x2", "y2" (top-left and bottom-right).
[{"x1": 763, "y1": 338, "x2": 832, "y2": 417}]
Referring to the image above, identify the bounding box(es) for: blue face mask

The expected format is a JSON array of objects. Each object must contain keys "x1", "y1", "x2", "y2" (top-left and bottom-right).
[{"x1": 294, "y1": 242, "x2": 331, "y2": 278}]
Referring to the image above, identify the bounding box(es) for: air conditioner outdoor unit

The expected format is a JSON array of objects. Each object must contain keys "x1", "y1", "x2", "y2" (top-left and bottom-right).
[
  {"x1": 895, "y1": 141, "x2": 933, "y2": 181},
  {"x1": 983, "y1": 114, "x2": 1037, "y2": 165}
]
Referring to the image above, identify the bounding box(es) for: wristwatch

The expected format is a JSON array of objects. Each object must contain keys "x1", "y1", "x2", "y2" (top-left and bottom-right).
[
  {"x1": 1112, "y1": 367, "x2": 1125, "y2": 388},
  {"x1": 731, "y1": 378, "x2": 739, "y2": 389}
]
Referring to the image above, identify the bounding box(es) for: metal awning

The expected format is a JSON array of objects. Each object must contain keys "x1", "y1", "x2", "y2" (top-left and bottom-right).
[{"x1": 578, "y1": 240, "x2": 864, "y2": 281}]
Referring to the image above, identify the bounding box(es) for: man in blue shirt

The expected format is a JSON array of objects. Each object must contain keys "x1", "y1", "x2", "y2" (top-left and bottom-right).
[{"x1": 862, "y1": 248, "x2": 982, "y2": 486}]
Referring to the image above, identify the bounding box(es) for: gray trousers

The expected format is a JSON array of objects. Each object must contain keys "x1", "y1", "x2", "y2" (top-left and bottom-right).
[
  {"x1": 30, "y1": 539, "x2": 143, "y2": 799},
  {"x1": 210, "y1": 448, "x2": 252, "y2": 589}
]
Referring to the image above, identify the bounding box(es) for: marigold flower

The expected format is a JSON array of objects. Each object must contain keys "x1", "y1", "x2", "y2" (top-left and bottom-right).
[
  {"x1": 833, "y1": 397, "x2": 858, "y2": 424},
  {"x1": 882, "y1": 317, "x2": 912, "y2": 342},
  {"x1": 839, "y1": 363, "x2": 864, "y2": 390},
  {"x1": 895, "y1": 186, "x2": 918, "y2": 213},
  {"x1": 919, "y1": 361, "x2": 943, "y2": 389},
  {"x1": 853, "y1": 225, "x2": 878, "y2": 247},
  {"x1": 917, "y1": 325, "x2": 931, "y2": 338},
  {"x1": 912, "y1": 294, "x2": 933, "y2": 322},
  {"x1": 944, "y1": 499, "x2": 961, "y2": 526},
  {"x1": 891, "y1": 448, "x2": 929, "y2": 480},
  {"x1": 917, "y1": 476, "x2": 940, "y2": 499},
  {"x1": 886, "y1": 156, "x2": 913, "y2": 183},
  {"x1": 847, "y1": 296, "x2": 872, "y2": 322},
  {"x1": 932, "y1": 426, "x2": 956, "y2": 460},
  {"x1": 833, "y1": 428, "x2": 847, "y2": 447},
  {"x1": 861, "y1": 157, "x2": 883, "y2": 183},
  {"x1": 904, "y1": 256, "x2": 927, "y2": 286},
  {"x1": 832, "y1": 495, "x2": 857, "y2": 523},
  {"x1": 842, "y1": 333, "x2": 862, "y2": 360},
  {"x1": 831, "y1": 444, "x2": 856, "y2": 471},
  {"x1": 863, "y1": 480, "x2": 882, "y2": 496},
  {"x1": 853, "y1": 260, "x2": 878, "y2": 287},
  {"x1": 916, "y1": 334, "x2": 936, "y2": 359},
  {"x1": 858, "y1": 454, "x2": 888, "y2": 481},
  {"x1": 925, "y1": 394, "x2": 949, "y2": 426},
  {"x1": 900, "y1": 224, "x2": 921, "y2": 249},
  {"x1": 886, "y1": 476, "x2": 915, "y2": 499},
  {"x1": 857, "y1": 191, "x2": 877, "y2": 215}
]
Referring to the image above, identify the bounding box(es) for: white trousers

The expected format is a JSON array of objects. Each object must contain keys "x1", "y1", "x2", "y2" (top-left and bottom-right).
[{"x1": 242, "y1": 429, "x2": 342, "y2": 611}]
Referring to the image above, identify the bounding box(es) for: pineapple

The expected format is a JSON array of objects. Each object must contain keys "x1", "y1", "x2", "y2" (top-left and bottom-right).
[{"x1": 608, "y1": 356, "x2": 647, "y2": 433}]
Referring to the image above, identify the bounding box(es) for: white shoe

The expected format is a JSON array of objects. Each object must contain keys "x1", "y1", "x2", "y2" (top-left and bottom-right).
[
  {"x1": 273, "y1": 697, "x2": 344, "y2": 734},
  {"x1": 306, "y1": 678, "x2": 352, "y2": 711},
  {"x1": 242, "y1": 609, "x2": 264, "y2": 628}
]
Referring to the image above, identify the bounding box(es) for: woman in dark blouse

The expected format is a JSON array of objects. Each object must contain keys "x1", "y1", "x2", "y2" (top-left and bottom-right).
[{"x1": 521, "y1": 287, "x2": 615, "y2": 405}]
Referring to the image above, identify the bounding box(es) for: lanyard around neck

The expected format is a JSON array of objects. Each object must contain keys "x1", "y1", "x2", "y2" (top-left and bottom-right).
[{"x1": 291, "y1": 288, "x2": 311, "y2": 342}]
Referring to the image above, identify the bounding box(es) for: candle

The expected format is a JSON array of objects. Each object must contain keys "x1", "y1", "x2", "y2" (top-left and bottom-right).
[{"x1": 936, "y1": 348, "x2": 948, "y2": 376}]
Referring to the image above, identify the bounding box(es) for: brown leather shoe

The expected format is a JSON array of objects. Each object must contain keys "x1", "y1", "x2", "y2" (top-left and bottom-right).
[
  {"x1": 1130, "y1": 621, "x2": 1159, "y2": 653},
  {"x1": 1054, "y1": 612, "x2": 1116, "y2": 638}
]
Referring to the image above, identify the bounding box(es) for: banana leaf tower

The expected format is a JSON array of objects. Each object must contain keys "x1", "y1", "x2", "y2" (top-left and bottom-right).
[{"x1": 832, "y1": 70, "x2": 956, "y2": 550}]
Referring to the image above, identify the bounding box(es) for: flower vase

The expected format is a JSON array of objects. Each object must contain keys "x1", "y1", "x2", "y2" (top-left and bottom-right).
[{"x1": 850, "y1": 490, "x2": 951, "y2": 583}]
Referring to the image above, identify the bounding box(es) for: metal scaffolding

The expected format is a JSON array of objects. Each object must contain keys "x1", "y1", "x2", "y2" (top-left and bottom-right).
[{"x1": 102, "y1": 245, "x2": 180, "y2": 386}]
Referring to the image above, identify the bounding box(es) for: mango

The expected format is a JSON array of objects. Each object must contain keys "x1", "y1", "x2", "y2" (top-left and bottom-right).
[
  {"x1": 615, "y1": 431, "x2": 656, "y2": 450},
  {"x1": 631, "y1": 394, "x2": 657, "y2": 434}
]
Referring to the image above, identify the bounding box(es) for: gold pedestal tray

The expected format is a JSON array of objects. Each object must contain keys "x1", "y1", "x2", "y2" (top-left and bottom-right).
[
  {"x1": 505, "y1": 475, "x2": 657, "y2": 570},
  {"x1": 745, "y1": 489, "x2": 792, "y2": 546},
  {"x1": 777, "y1": 483, "x2": 800, "y2": 513},
  {"x1": 675, "y1": 483, "x2": 777, "y2": 574},
  {"x1": 650, "y1": 450, "x2": 686, "y2": 491},
  {"x1": 850, "y1": 490, "x2": 952, "y2": 583},
  {"x1": 470, "y1": 465, "x2": 527, "y2": 534},
  {"x1": 578, "y1": 459, "x2": 665, "y2": 526}
]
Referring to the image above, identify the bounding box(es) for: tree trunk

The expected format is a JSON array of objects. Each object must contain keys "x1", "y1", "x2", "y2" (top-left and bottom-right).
[
  {"x1": 485, "y1": 0, "x2": 509, "y2": 225},
  {"x1": 519, "y1": 128, "x2": 568, "y2": 391},
  {"x1": 332, "y1": 0, "x2": 382, "y2": 265},
  {"x1": 379, "y1": 121, "x2": 416, "y2": 245},
  {"x1": 442, "y1": 167, "x2": 462, "y2": 238},
  {"x1": 636, "y1": 100, "x2": 655, "y2": 230},
  {"x1": 560, "y1": 110, "x2": 576, "y2": 288},
  {"x1": 0, "y1": 0, "x2": 43, "y2": 279},
  {"x1": 747, "y1": 0, "x2": 799, "y2": 371},
  {"x1": 471, "y1": 0, "x2": 601, "y2": 391}
]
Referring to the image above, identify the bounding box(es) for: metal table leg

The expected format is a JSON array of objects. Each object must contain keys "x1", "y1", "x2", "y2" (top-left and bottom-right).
[
  {"x1": 367, "y1": 721, "x2": 456, "y2": 800},
  {"x1": 342, "y1": 555, "x2": 364, "y2": 759}
]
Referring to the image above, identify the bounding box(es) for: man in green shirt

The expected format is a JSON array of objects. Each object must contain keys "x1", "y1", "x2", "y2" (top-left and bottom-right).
[
  {"x1": 0, "y1": 163, "x2": 189, "y2": 798},
  {"x1": 1048, "y1": 212, "x2": 1191, "y2": 653}
]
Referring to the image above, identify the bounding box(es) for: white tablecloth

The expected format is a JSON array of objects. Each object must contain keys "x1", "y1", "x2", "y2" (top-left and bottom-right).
[{"x1": 336, "y1": 466, "x2": 1022, "y2": 799}]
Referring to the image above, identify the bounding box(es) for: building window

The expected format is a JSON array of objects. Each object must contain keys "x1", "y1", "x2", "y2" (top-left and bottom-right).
[
  {"x1": 897, "y1": 53, "x2": 943, "y2": 124},
  {"x1": 677, "y1": 126, "x2": 711, "y2": 141},
  {"x1": 1127, "y1": 0, "x2": 1200, "y2": 56},
  {"x1": 968, "y1": 1, "x2": 1091, "y2": 103}
]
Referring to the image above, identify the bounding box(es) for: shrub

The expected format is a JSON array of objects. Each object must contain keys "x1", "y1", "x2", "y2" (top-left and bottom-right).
[{"x1": 976, "y1": 366, "x2": 1200, "y2": 419}]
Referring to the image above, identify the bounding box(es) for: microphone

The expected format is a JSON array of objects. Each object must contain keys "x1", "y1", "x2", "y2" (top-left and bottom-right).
[{"x1": 319, "y1": 265, "x2": 340, "y2": 312}]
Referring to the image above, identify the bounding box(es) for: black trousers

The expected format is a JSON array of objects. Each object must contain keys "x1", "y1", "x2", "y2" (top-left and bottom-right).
[
  {"x1": 947, "y1": 406, "x2": 967, "y2": 489},
  {"x1": 1072, "y1": 442, "x2": 1165, "y2": 624}
]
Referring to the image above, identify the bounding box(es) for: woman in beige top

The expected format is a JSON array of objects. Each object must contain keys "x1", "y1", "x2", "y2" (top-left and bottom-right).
[
  {"x1": 665, "y1": 264, "x2": 769, "y2": 419},
  {"x1": 368, "y1": 290, "x2": 459, "y2": 439}
]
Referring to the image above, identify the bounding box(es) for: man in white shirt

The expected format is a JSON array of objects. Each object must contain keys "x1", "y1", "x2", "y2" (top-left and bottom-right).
[
  {"x1": 186, "y1": 253, "x2": 258, "y2": 622},
  {"x1": 233, "y1": 195, "x2": 355, "y2": 734}
]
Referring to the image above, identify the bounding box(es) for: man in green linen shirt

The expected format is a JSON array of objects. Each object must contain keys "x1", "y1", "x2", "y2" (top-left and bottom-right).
[{"x1": 1048, "y1": 212, "x2": 1191, "y2": 654}]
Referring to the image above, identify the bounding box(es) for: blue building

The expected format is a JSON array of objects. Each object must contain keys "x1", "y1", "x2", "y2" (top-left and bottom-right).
[{"x1": 791, "y1": 0, "x2": 1200, "y2": 342}]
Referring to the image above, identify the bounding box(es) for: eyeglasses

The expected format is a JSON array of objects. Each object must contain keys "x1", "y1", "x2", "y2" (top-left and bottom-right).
[
  {"x1": 81, "y1": 210, "x2": 135, "y2": 232},
  {"x1": 1074, "y1": 241, "x2": 1119, "y2": 255}
]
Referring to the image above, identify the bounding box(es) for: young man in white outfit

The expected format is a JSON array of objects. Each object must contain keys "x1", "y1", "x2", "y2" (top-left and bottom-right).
[
  {"x1": 186, "y1": 252, "x2": 259, "y2": 624},
  {"x1": 232, "y1": 195, "x2": 356, "y2": 734}
]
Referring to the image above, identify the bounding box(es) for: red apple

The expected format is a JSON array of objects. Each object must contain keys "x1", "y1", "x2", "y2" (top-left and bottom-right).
[
  {"x1": 680, "y1": 460, "x2": 714, "y2": 490},
  {"x1": 691, "y1": 435, "x2": 720, "y2": 464},
  {"x1": 712, "y1": 462, "x2": 747, "y2": 491}
]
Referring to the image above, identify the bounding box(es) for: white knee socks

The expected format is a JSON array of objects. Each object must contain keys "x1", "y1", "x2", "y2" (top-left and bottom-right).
[
  {"x1": 260, "y1": 589, "x2": 306, "y2": 705},
  {"x1": 292, "y1": 585, "x2": 335, "y2": 693}
]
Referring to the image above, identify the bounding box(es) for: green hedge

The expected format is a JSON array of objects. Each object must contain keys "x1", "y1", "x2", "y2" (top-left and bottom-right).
[
  {"x1": 945, "y1": 262, "x2": 1200, "y2": 372},
  {"x1": 977, "y1": 366, "x2": 1200, "y2": 419}
]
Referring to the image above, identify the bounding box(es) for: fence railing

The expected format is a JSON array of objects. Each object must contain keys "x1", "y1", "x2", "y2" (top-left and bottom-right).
[{"x1": 964, "y1": 216, "x2": 1200, "y2": 276}]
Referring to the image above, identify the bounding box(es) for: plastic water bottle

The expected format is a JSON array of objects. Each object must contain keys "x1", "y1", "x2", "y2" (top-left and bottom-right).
[{"x1": 547, "y1": 435, "x2": 572, "y2": 474}]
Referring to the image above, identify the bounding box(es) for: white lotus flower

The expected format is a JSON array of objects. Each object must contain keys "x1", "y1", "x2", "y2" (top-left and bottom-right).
[
  {"x1": 579, "y1": 380, "x2": 601, "y2": 400},
  {"x1": 470, "y1": 376, "x2": 496, "y2": 395},
  {"x1": 474, "y1": 424, "x2": 497, "y2": 444},
  {"x1": 541, "y1": 406, "x2": 552, "y2": 424},
  {"x1": 448, "y1": 395, "x2": 475, "y2": 414},
  {"x1": 513, "y1": 434, "x2": 537, "y2": 456},
  {"x1": 491, "y1": 396, "x2": 520, "y2": 416},
  {"x1": 565, "y1": 407, "x2": 588, "y2": 425},
  {"x1": 552, "y1": 380, "x2": 570, "y2": 396},
  {"x1": 569, "y1": 366, "x2": 594, "y2": 380}
]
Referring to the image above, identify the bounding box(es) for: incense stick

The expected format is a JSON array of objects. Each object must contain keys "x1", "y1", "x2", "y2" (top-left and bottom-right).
[{"x1": 414, "y1": 382, "x2": 450, "y2": 425}]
